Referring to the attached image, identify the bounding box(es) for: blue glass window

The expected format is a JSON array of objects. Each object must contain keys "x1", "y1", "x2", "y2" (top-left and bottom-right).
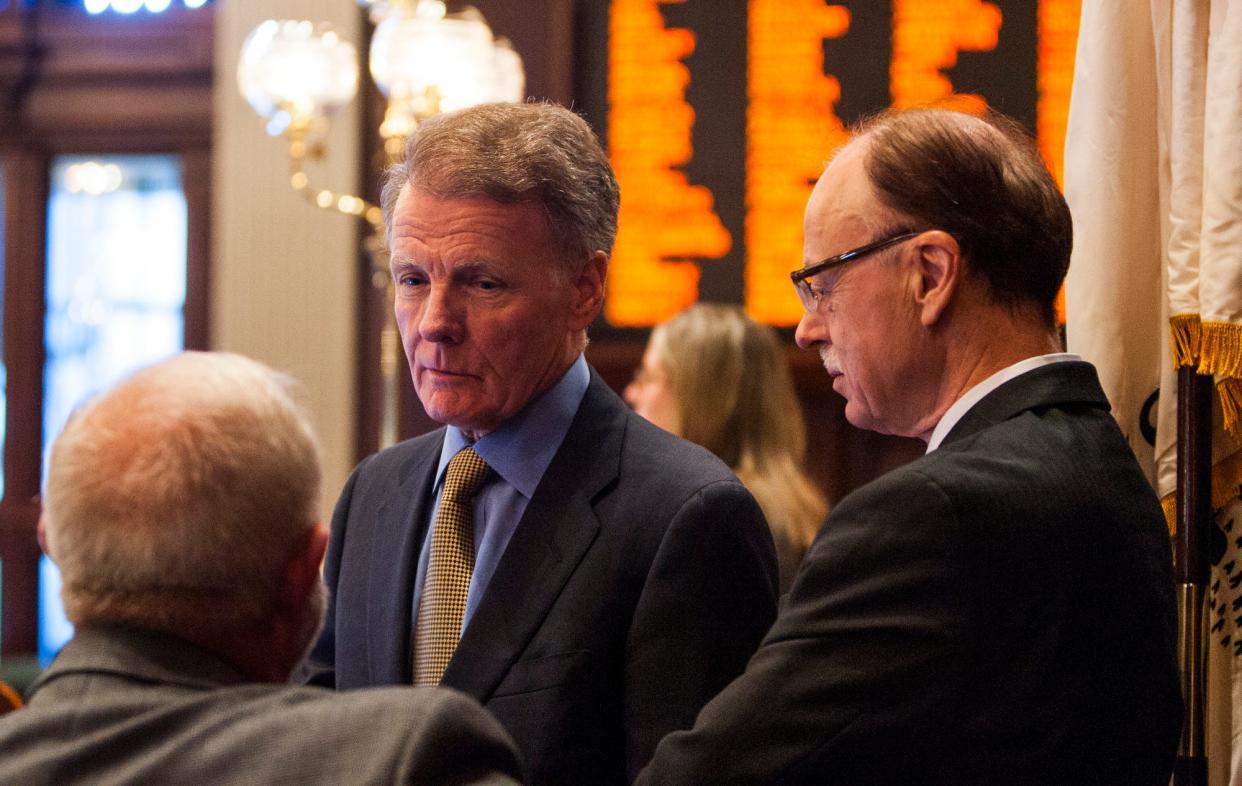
[{"x1": 38, "y1": 154, "x2": 187, "y2": 665}]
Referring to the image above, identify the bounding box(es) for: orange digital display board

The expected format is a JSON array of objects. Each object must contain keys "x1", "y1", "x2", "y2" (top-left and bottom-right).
[
  {"x1": 890, "y1": 0, "x2": 1001, "y2": 115},
  {"x1": 605, "y1": 0, "x2": 1081, "y2": 327},
  {"x1": 746, "y1": 0, "x2": 850, "y2": 325},
  {"x1": 1038, "y1": 0, "x2": 1081, "y2": 190},
  {"x1": 606, "y1": 0, "x2": 732, "y2": 327}
]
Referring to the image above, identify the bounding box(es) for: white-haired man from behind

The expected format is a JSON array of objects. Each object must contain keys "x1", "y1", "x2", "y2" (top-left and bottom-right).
[{"x1": 0, "y1": 351, "x2": 523, "y2": 785}]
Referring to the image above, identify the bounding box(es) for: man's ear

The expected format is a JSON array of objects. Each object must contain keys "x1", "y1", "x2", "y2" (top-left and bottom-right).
[
  {"x1": 569, "y1": 251, "x2": 608, "y2": 331},
  {"x1": 281, "y1": 524, "x2": 328, "y2": 612},
  {"x1": 910, "y1": 230, "x2": 961, "y2": 327}
]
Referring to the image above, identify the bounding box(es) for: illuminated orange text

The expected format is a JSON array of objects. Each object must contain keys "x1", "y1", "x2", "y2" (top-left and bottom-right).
[
  {"x1": 1037, "y1": 0, "x2": 1080, "y2": 188},
  {"x1": 1038, "y1": 0, "x2": 1081, "y2": 321},
  {"x1": 606, "y1": 0, "x2": 732, "y2": 327},
  {"x1": 891, "y1": 0, "x2": 1002, "y2": 114},
  {"x1": 604, "y1": 0, "x2": 1081, "y2": 328},
  {"x1": 746, "y1": 0, "x2": 851, "y2": 326}
]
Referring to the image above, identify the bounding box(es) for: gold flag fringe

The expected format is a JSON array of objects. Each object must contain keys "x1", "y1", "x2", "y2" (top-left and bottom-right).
[
  {"x1": 1170, "y1": 313, "x2": 1202, "y2": 368},
  {"x1": 1166, "y1": 316, "x2": 1242, "y2": 440},
  {"x1": 1161, "y1": 493, "x2": 1176, "y2": 536},
  {"x1": 1221, "y1": 377, "x2": 1242, "y2": 442},
  {"x1": 1198, "y1": 321, "x2": 1242, "y2": 378},
  {"x1": 1200, "y1": 321, "x2": 1242, "y2": 439},
  {"x1": 1160, "y1": 314, "x2": 1242, "y2": 534},
  {"x1": 1161, "y1": 449, "x2": 1242, "y2": 536}
]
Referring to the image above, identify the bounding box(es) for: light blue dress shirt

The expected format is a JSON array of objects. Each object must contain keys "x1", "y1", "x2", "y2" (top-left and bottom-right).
[{"x1": 410, "y1": 354, "x2": 591, "y2": 632}]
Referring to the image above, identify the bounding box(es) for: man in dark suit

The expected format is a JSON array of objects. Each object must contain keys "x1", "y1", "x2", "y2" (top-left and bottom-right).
[
  {"x1": 302, "y1": 102, "x2": 778, "y2": 784},
  {"x1": 0, "y1": 352, "x2": 522, "y2": 785},
  {"x1": 637, "y1": 109, "x2": 1183, "y2": 784}
]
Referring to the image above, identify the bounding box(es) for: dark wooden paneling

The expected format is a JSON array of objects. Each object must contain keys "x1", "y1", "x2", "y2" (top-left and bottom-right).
[
  {"x1": 182, "y1": 149, "x2": 211, "y2": 351},
  {"x1": 0, "y1": 151, "x2": 48, "y2": 656},
  {"x1": 0, "y1": 6, "x2": 213, "y2": 148},
  {"x1": 0, "y1": 519, "x2": 42, "y2": 656}
]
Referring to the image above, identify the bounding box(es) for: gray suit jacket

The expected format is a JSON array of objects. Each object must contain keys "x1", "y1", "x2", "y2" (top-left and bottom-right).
[
  {"x1": 639, "y1": 361, "x2": 1183, "y2": 785},
  {"x1": 0, "y1": 625, "x2": 524, "y2": 785},
  {"x1": 304, "y1": 370, "x2": 779, "y2": 784}
]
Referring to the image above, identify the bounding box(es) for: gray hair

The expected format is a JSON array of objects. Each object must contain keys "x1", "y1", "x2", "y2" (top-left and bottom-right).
[
  {"x1": 380, "y1": 101, "x2": 620, "y2": 274},
  {"x1": 42, "y1": 351, "x2": 322, "y2": 637}
]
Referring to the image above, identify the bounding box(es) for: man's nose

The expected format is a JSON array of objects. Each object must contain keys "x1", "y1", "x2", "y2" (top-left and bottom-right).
[
  {"x1": 416, "y1": 284, "x2": 463, "y2": 343},
  {"x1": 794, "y1": 310, "x2": 825, "y2": 349}
]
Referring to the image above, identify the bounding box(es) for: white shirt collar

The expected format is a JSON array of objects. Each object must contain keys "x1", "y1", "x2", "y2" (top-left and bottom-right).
[{"x1": 925, "y1": 353, "x2": 1081, "y2": 453}]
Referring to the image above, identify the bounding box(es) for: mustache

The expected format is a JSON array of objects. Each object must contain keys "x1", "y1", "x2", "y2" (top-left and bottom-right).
[{"x1": 819, "y1": 347, "x2": 841, "y2": 375}]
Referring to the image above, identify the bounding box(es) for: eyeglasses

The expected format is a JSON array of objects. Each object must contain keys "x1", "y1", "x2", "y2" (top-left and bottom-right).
[{"x1": 790, "y1": 231, "x2": 920, "y2": 312}]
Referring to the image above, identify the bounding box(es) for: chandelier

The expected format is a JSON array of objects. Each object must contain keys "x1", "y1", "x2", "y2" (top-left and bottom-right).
[{"x1": 236, "y1": 0, "x2": 525, "y2": 232}]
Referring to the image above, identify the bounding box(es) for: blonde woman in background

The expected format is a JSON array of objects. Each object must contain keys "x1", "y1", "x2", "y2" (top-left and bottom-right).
[{"x1": 625, "y1": 303, "x2": 828, "y2": 593}]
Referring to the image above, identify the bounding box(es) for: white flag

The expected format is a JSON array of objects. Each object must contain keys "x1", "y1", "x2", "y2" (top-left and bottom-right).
[{"x1": 1065, "y1": 1, "x2": 1242, "y2": 784}]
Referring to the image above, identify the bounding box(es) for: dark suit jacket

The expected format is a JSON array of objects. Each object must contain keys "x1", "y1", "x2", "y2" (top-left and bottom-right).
[
  {"x1": 638, "y1": 361, "x2": 1183, "y2": 785},
  {"x1": 0, "y1": 625, "x2": 523, "y2": 785},
  {"x1": 304, "y1": 370, "x2": 779, "y2": 785}
]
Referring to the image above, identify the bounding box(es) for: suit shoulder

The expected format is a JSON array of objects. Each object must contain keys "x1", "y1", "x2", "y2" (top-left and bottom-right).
[
  {"x1": 264, "y1": 682, "x2": 493, "y2": 729},
  {"x1": 831, "y1": 406, "x2": 1164, "y2": 549},
  {"x1": 0, "y1": 681, "x2": 521, "y2": 785},
  {"x1": 218, "y1": 683, "x2": 520, "y2": 764},
  {"x1": 341, "y1": 428, "x2": 444, "y2": 497},
  {"x1": 619, "y1": 412, "x2": 739, "y2": 489},
  {"x1": 599, "y1": 413, "x2": 767, "y2": 554},
  {"x1": 359, "y1": 429, "x2": 445, "y2": 475}
]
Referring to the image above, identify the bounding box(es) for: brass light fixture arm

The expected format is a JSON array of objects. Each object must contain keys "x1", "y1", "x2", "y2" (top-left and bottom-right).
[
  {"x1": 285, "y1": 125, "x2": 386, "y2": 231},
  {"x1": 282, "y1": 123, "x2": 402, "y2": 447}
]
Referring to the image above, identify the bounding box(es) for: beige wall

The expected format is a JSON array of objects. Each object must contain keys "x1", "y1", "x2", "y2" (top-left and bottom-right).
[{"x1": 213, "y1": 1, "x2": 363, "y2": 518}]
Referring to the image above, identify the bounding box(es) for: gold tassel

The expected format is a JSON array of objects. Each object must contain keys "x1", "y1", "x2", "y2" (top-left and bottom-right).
[
  {"x1": 1159, "y1": 319, "x2": 1242, "y2": 534},
  {"x1": 1160, "y1": 449, "x2": 1242, "y2": 538},
  {"x1": 1198, "y1": 321, "x2": 1242, "y2": 378},
  {"x1": 1169, "y1": 313, "x2": 1202, "y2": 369},
  {"x1": 1220, "y1": 377, "x2": 1242, "y2": 443},
  {"x1": 1161, "y1": 492, "x2": 1177, "y2": 537}
]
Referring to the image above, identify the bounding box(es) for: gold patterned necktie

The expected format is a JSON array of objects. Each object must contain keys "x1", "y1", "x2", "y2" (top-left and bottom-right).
[{"x1": 413, "y1": 446, "x2": 491, "y2": 686}]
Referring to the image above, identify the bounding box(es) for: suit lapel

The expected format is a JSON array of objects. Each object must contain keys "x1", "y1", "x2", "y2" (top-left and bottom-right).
[
  {"x1": 366, "y1": 433, "x2": 443, "y2": 684},
  {"x1": 942, "y1": 360, "x2": 1110, "y2": 447},
  {"x1": 441, "y1": 371, "x2": 625, "y2": 701}
]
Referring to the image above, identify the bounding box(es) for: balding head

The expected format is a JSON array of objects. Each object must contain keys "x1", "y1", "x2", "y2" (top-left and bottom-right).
[
  {"x1": 848, "y1": 109, "x2": 1072, "y2": 328},
  {"x1": 42, "y1": 352, "x2": 323, "y2": 644}
]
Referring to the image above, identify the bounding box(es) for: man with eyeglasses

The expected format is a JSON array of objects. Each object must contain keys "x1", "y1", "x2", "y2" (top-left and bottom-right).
[{"x1": 637, "y1": 108, "x2": 1182, "y2": 785}]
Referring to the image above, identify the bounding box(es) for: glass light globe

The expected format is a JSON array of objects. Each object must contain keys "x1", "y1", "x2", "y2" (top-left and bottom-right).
[
  {"x1": 358, "y1": 0, "x2": 444, "y2": 25},
  {"x1": 369, "y1": 5, "x2": 497, "y2": 118},
  {"x1": 237, "y1": 20, "x2": 359, "y2": 137},
  {"x1": 490, "y1": 37, "x2": 525, "y2": 103}
]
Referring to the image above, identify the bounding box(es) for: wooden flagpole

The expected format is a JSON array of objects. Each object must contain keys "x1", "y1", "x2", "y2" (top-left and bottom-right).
[{"x1": 1172, "y1": 366, "x2": 1212, "y2": 786}]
